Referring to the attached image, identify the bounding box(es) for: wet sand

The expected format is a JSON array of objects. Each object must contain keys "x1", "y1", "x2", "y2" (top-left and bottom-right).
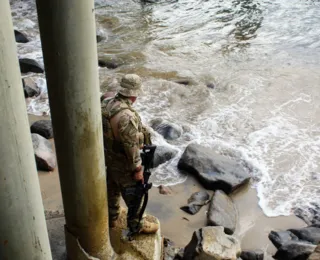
[
  {"x1": 38, "y1": 168, "x2": 305, "y2": 258},
  {"x1": 37, "y1": 164, "x2": 306, "y2": 256},
  {"x1": 30, "y1": 115, "x2": 306, "y2": 258},
  {"x1": 147, "y1": 177, "x2": 306, "y2": 257}
]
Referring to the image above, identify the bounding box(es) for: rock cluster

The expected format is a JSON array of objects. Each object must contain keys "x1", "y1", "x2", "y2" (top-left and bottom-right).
[{"x1": 269, "y1": 226, "x2": 320, "y2": 260}]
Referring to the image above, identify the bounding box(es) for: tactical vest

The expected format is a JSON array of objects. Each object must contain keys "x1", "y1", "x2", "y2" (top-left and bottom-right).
[{"x1": 101, "y1": 95, "x2": 143, "y2": 155}]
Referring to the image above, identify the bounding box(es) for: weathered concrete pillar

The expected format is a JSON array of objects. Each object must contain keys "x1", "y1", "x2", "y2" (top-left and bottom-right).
[
  {"x1": 0, "y1": 1, "x2": 52, "y2": 259},
  {"x1": 36, "y1": 0, "x2": 115, "y2": 259}
]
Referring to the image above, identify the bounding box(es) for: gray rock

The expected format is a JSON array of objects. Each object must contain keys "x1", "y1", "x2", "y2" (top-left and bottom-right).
[
  {"x1": 96, "y1": 34, "x2": 105, "y2": 43},
  {"x1": 175, "y1": 248, "x2": 184, "y2": 260},
  {"x1": 150, "y1": 118, "x2": 183, "y2": 140},
  {"x1": 289, "y1": 226, "x2": 320, "y2": 245},
  {"x1": 31, "y1": 120, "x2": 53, "y2": 139},
  {"x1": 23, "y1": 77, "x2": 40, "y2": 98},
  {"x1": 141, "y1": 0, "x2": 160, "y2": 3},
  {"x1": 171, "y1": 77, "x2": 196, "y2": 86},
  {"x1": 19, "y1": 58, "x2": 44, "y2": 74},
  {"x1": 164, "y1": 237, "x2": 175, "y2": 247},
  {"x1": 164, "y1": 238, "x2": 184, "y2": 260},
  {"x1": 183, "y1": 226, "x2": 241, "y2": 260},
  {"x1": 98, "y1": 55, "x2": 126, "y2": 69},
  {"x1": 24, "y1": 85, "x2": 39, "y2": 98},
  {"x1": 98, "y1": 59, "x2": 119, "y2": 69},
  {"x1": 207, "y1": 190, "x2": 237, "y2": 235},
  {"x1": 207, "y1": 83, "x2": 215, "y2": 89},
  {"x1": 173, "y1": 79, "x2": 192, "y2": 85},
  {"x1": 14, "y1": 30, "x2": 29, "y2": 43},
  {"x1": 178, "y1": 144, "x2": 251, "y2": 193},
  {"x1": 240, "y1": 250, "x2": 264, "y2": 260},
  {"x1": 180, "y1": 191, "x2": 209, "y2": 215},
  {"x1": 32, "y1": 134, "x2": 56, "y2": 171},
  {"x1": 268, "y1": 230, "x2": 300, "y2": 249},
  {"x1": 273, "y1": 241, "x2": 316, "y2": 260},
  {"x1": 164, "y1": 242, "x2": 183, "y2": 260},
  {"x1": 294, "y1": 203, "x2": 320, "y2": 226},
  {"x1": 152, "y1": 145, "x2": 178, "y2": 168}
]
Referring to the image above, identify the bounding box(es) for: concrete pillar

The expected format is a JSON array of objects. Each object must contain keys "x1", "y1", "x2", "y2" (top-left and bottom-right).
[
  {"x1": 0, "y1": 1, "x2": 52, "y2": 259},
  {"x1": 36, "y1": 1, "x2": 115, "y2": 259}
]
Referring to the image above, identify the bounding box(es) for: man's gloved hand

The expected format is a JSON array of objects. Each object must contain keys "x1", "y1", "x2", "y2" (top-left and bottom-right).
[{"x1": 133, "y1": 166, "x2": 144, "y2": 183}]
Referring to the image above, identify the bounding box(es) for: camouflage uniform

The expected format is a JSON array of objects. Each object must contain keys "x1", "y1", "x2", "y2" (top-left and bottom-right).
[{"x1": 101, "y1": 75, "x2": 146, "y2": 232}]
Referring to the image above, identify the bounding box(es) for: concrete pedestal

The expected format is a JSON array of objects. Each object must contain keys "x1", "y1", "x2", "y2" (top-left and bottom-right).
[
  {"x1": 110, "y1": 209, "x2": 163, "y2": 260},
  {"x1": 47, "y1": 210, "x2": 163, "y2": 260}
]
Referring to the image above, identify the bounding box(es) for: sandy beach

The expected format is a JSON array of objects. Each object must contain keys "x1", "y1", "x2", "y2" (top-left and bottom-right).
[
  {"x1": 38, "y1": 166, "x2": 306, "y2": 259},
  {"x1": 28, "y1": 113, "x2": 309, "y2": 259},
  {"x1": 31, "y1": 115, "x2": 306, "y2": 259},
  {"x1": 147, "y1": 176, "x2": 306, "y2": 254}
]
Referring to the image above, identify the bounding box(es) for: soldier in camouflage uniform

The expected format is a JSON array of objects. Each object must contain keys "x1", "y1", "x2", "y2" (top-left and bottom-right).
[{"x1": 101, "y1": 74, "x2": 158, "y2": 234}]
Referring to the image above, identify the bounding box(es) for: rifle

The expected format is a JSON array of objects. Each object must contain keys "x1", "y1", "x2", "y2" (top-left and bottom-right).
[{"x1": 127, "y1": 144, "x2": 156, "y2": 240}]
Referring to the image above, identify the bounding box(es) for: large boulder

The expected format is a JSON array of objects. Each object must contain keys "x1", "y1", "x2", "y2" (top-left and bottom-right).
[
  {"x1": 240, "y1": 250, "x2": 264, "y2": 260},
  {"x1": 150, "y1": 118, "x2": 183, "y2": 141},
  {"x1": 14, "y1": 30, "x2": 29, "y2": 43},
  {"x1": 183, "y1": 226, "x2": 241, "y2": 260},
  {"x1": 207, "y1": 190, "x2": 237, "y2": 235},
  {"x1": 273, "y1": 241, "x2": 316, "y2": 260},
  {"x1": 289, "y1": 226, "x2": 320, "y2": 245},
  {"x1": 152, "y1": 145, "x2": 178, "y2": 168},
  {"x1": 178, "y1": 144, "x2": 251, "y2": 193},
  {"x1": 32, "y1": 134, "x2": 56, "y2": 171},
  {"x1": 31, "y1": 120, "x2": 53, "y2": 139},
  {"x1": 268, "y1": 230, "x2": 300, "y2": 249},
  {"x1": 180, "y1": 191, "x2": 210, "y2": 215},
  {"x1": 19, "y1": 58, "x2": 44, "y2": 74}
]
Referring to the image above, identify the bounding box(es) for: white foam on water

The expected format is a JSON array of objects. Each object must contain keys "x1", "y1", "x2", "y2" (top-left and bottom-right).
[
  {"x1": 11, "y1": 0, "x2": 320, "y2": 219},
  {"x1": 247, "y1": 115, "x2": 320, "y2": 217},
  {"x1": 135, "y1": 69, "x2": 320, "y2": 218}
]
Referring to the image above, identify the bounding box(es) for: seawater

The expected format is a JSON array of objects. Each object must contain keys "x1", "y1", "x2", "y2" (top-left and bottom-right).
[{"x1": 10, "y1": 0, "x2": 320, "y2": 218}]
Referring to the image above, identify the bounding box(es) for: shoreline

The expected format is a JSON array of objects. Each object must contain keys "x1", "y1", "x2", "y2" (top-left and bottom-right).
[
  {"x1": 31, "y1": 113, "x2": 306, "y2": 258},
  {"x1": 147, "y1": 176, "x2": 306, "y2": 256},
  {"x1": 38, "y1": 164, "x2": 306, "y2": 258}
]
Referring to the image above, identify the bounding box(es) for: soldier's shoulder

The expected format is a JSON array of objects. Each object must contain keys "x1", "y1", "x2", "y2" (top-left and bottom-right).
[
  {"x1": 119, "y1": 107, "x2": 136, "y2": 117},
  {"x1": 118, "y1": 110, "x2": 139, "y2": 130}
]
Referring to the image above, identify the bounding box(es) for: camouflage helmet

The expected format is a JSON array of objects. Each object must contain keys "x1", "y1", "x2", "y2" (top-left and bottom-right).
[{"x1": 118, "y1": 74, "x2": 142, "y2": 97}]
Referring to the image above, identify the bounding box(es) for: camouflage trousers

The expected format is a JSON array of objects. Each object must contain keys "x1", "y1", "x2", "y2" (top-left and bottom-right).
[{"x1": 107, "y1": 164, "x2": 144, "y2": 231}]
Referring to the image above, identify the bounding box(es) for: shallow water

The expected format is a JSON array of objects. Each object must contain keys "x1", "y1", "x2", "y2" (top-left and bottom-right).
[{"x1": 10, "y1": 0, "x2": 320, "y2": 218}]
